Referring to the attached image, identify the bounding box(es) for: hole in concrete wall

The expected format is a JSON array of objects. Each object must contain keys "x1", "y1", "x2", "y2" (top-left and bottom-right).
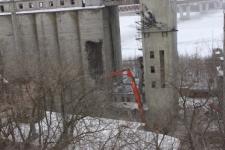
[
  {"x1": 150, "y1": 51, "x2": 154, "y2": 59},
  {"x1": 152, "y1": 81, "x2": 156, "y2": 88},
  {"x1": 160, "y1": 50, "x2": 166, "y2": 88},
  {"x1": 0, "y1": 5, "x2": 4, "y2": 12},
  {"x1": 49, "y1": 1, "x2": 54, "y2": 7},
  {"x1": 60, "y1": 0, "x2": 65, "y2": 6},
  {"x1": 39, "y1": 2, "x2": 43, "y2": 8},
  {"x1": 18, "y1": 3, "x2": 23, "y2": 9},
  {"x1": 71, "y1": 0, "x2": 75, "y2": 5},
  {"x1": 82, "y1": 0, "x2": 85, "y2": 7},
  {"x1": 144, "y1": 33, "x2": 150, "y2": 38},
  {"x1": 150, "y1": 66, "x2": 155, "y2": 73},
  {"x1": 29, "y1": 3, "x2": 34, "y2": 8},
  {"x1": 85, "y1": 41, "x2": 103, "y2": 80},
  {"x1": 162, "y1": 32, "x2": 168, "y2": 37}
]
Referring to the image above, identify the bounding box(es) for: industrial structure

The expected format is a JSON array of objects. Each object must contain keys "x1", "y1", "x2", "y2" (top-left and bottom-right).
[
  {"x1": 0, "y1": 0, "x2": 123, "y2": 114},
  {"x1": 0, "y1": 0, "x2": 179, "y2": 131},
  {"x1": 141, "y1": 0, "x2": 178, "y2": 131}
]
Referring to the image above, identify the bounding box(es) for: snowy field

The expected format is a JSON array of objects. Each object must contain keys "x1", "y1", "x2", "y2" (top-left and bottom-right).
[
  {"x1": 120, "y1": 10, "x2": 224, "y2": 59},
  {"x1": 3, "y1": 111, "x2": 179, "y2": 149}
]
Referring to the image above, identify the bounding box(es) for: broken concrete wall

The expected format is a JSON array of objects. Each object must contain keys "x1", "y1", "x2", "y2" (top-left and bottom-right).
[{"x1": 0, "y1": 6, "x2": 122, "y2": 116}]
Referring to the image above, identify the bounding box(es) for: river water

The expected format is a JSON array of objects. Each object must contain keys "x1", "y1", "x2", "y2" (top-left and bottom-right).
[{"x1": 120, "y1": 9, "x2": 223, "y2": 59}]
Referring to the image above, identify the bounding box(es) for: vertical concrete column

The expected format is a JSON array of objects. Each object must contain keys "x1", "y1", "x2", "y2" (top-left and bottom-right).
[
  {"x1": 33, "y1": 14, "x2": 42, "y2": 78},
  {"x1": 108, "y1": 6, "x2": 122, "y2": 70},
  {"x1": 10, "y1": 1, "x2": 24, "y2": 77}
]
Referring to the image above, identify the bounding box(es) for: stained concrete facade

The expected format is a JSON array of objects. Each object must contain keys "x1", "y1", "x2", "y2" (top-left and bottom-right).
[
  {"x1": 0, "y1": 0, "x2": 122, "y2": 114},
  {"x1": 0, "y1": 0, "x2": 179, "y2": 125},
  {"x1": 141, "y1": 0, "x2": 178, "y2": 131}
]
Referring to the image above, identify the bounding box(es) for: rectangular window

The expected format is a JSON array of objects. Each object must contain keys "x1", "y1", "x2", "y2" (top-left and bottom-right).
[
  {"x1": 152, "y1": 81, "x2": 156, "y2": 88},
  {"x1": 39, "y1": 2, "x2": 43, "y2": 8},
  {"x1": 0, "y1": 5, "x2": 4, "y2": 12},
  {"x1": 82, "y1": 0, "x2": 85, "y2": 7},
  {"x1": 144, "y1": 34, "x2": 147, "y2": 38},
  {"x1": 49, "y1": 1, "x2": 54, "y2": 7},
  {"x1": 162, "y1": 32, "x2": 168, "y2": 37},
  {"x1": 71, "y1": 0, "x2": 75, "y2": 5},
  {"x1": 29, "y1": 3, "x2": 34, "y2": 8},
  {"x1": 150, "y1": 66, "x2": 155, "y2": 73},
  {"x1": 60, "y1": 0, "x2": 65, "y2": 6},
  {"x1": 150, "y1": 51, "x2": 154, "y2": 59},
  {"x1": 18, "y1": 3, "x2": 23, "y2": 9},
  {"x1": 160, "y1": 50, "x2": 166, "y2": 88}
]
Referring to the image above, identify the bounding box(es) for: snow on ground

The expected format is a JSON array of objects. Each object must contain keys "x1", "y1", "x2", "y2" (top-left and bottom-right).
[
  {"x1": 1, "y1": 111, "x2": 180, "y2": 149},
  {"x1": 120, "y1": 10, "x2": 224, "y2": 59}
]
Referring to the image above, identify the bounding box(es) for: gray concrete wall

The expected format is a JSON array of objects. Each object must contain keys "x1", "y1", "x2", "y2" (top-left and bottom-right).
[
  {"x1": 0, "y1": 0, "x2": 126, "y2": 13},
  {"x1": 0, "y1": 0, "x2": 83, "y2": 12},
  {"x1": 105, "y1": 6, "x2": 122, "y2": 70},
  {"x1": 141, "y1": 0, "x2": 178, "y2": 131},
  {"x1": 0, "y1": 4, "x2": 122, "y2": 116}
]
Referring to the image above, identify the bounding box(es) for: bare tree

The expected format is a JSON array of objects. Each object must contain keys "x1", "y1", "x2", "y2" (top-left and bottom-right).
[
  {"x1": 0, "y1": 58, "x2": 179, "y2": 150},
  {"x1": 172, "y1": 51, "x2": 225, "y2": 150}
]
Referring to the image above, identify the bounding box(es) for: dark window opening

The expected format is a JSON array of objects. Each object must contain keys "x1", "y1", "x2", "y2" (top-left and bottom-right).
[
  {"x1": 0, "y1": 6, "x2": 4, "y2": 12},
  {"x1": 152, "y1": 81, "x2": 156, "y2": 88},
  {"x1": 150, "y1": 66, "x2": 155, "y2": 73},
  {"x1": 82, "y1": 0, "x2": 85, "y2": 7},
  {"x1": 160, "y1": 50, "x2": 166, "y2": 88},
  {"x1": 161, "y1": 83, "x2": 166, "y2": 88},
  {"x1": 18, "y1": 4, "x2": 23, "y2": 9},
  {"x1": 122, "y1": 97, "x2": 125, "y2": 102},
  {"x1": 60, "y1": 0, "x2": 65, "y2": 6},
  {"x1": 39, "y1": 2, "x2": 43, "y2": 8},
  {"x1": 162, "y1": 32, "x2": 168, "y2": 37},
  {"x1": 29, "y1": 3, "x2": 34, "y2": 8},
  {"x1": 71, "y1": 0, "x2": 75, "y2": 5},
  {"x1": 49, "y1": 1, "x2": 54, "y2": 7},
  {"x1": 144, "y1": 34, "x2": 147, "y2": 38},
  {"x1": 85, "y1": 41, "x2": 103, "y2": 80},
  {"x1": 150, "y1": 51, "x2": 154, "y2": 59},
  {"x1": 143, "y1": 33, "x2": 150, "y2": 38}
]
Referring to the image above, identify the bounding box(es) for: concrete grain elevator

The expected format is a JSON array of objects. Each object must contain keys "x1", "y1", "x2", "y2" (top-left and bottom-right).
[{"x1": 141, "y1": 0, "x2": 178, "y2": 131}]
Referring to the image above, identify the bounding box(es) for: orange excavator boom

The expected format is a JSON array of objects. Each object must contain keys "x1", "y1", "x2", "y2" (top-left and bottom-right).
[{"x1": 112, "y1": 69, "x2": 146, "y2": 123}]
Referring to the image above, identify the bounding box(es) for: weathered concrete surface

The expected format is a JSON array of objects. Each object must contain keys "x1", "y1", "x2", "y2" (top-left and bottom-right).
[
  {"x1": 141, "y1": 0, "x2": 178, "y2": 132},
  {"x1": 0, "y1": 3, "x2": 122, "y2": 116}
]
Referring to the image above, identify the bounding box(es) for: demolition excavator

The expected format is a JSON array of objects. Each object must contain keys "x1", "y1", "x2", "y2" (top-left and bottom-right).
[{"x1": 112, "y1": 69, "x2": 146, "y2": 123}]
